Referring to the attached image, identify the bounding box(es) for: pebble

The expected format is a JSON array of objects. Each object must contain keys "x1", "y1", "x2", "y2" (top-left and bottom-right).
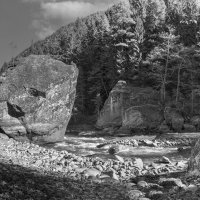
[
  {"x1": 159, "y1": 178, "x2": 185, "y2": 188},
  {"x1": 83, "y1": 168, "x2": 101, "y2": 178},
  {"x1": 132, "y1": 158, "x2": 144, "y2": 170},
  {"x1": 156, "y1": 156, "x2": 171, "y2": 164},
  {"x1": 137, "y1": 181, "x2": 149, "y2": 189},
  {"x1": 148, "y1": 190, "x2": 163, "y2": 199},
  {"x1": 127, "y1": 189, "x2": 143, "y2": 199},
  {"x1": 114, "y1": 155, "x2": 124, "y2": 163}
]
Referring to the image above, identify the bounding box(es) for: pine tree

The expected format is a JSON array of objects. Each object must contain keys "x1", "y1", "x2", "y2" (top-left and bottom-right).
[{"x1": 147, "y1": 26, "x2": 179, "y2": 105}]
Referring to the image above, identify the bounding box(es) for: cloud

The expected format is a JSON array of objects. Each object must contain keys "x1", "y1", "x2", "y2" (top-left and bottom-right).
[
  {"x1": 27, "y1": 0, "x2": 119, "y2": 39},
  {"x1": 21, "y1": 0, "x2": 56, "y2": 3},
  {"x1": 41, "y1": 1, "x2": 110, "y2": 22},
  {"x1": 22, "y1": 0, "x2": 118, "y2": 4},
  {"x1": 32, "y1": 19, "x2": 55, "y2": 39}
]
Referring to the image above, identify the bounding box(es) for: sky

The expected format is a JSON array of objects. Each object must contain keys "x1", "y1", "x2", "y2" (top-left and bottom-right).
[{"x1": 0, "y1": 0, "x2": 119, "y2": 67}]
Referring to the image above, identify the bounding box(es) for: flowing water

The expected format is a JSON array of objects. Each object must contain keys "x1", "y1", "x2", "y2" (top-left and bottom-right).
[{"x1": 45, "y1": 134, "x2": 192, "y2": 164}]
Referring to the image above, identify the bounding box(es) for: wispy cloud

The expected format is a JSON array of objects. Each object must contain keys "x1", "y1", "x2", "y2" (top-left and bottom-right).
[
  {"x1": 32, "y1": 19, "x2": 55, "y2": 39},
  {"x1": 41, "y1": 1, "x2": 109, "y2": 22},
  {"x1": 21, "y1": 0, "x2": 56, "y2": 3},
  {"x1": 23, "y1": 0, "x2": 119, "y2": 39}
]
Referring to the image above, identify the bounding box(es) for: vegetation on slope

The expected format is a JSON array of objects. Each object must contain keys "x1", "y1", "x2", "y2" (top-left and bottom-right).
[{"x1": 3, "y1": 0, "x2": 200, "y2": 122}]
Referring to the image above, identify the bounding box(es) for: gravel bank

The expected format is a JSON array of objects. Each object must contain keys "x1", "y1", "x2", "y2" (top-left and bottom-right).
[
  {"x1": 0, "y1": 138, "x2": 130, "y2": 200},
  {"x1": 0, "y1": 137, "x2": 196, "y2": 200}
]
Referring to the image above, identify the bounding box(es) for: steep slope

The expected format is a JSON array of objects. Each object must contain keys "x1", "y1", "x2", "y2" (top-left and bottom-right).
[
  {"x1": 4, "y1": 0, "x2": 200, "y2": 125},
  {"x1": 7, "y1": 0, "x2": 134, "y2": 120}
]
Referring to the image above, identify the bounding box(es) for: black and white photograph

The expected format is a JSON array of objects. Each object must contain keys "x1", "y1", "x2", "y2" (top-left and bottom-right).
[{"x1": 1, "y1": 0, "x2": 200, "y2": 199}]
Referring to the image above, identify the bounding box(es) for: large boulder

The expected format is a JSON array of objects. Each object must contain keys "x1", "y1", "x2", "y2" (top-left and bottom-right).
[
  {"x1": 191, "y1": 115, "x2": 200, "y2": 131},
  {"x1": 158, "y1": 121, "x2": 171, "y2": 133},
  {"x1": 97, "y1": 80, "x2": 162, "y2": 130},
  {"x1": 96, "y1": 80, "x2": 126, "y2": 128},
  {"x1": 164, "y1": 107, "x2": 184, "y2": 132},
  {"x1": 122, "y1": 105, "x2": 163, "y2": 129},
  {"x1": 0, "y1": 55, "x2": 78, "y2": 143}
]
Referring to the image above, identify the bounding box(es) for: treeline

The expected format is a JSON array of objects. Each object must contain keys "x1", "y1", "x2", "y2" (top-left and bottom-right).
[{"x1": 3, "y1": 0, "x2": 200, "y2": 120}]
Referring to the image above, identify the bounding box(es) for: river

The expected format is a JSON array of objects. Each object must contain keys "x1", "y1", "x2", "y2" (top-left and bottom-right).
[{"x1": 44, "y1": 134, "x2": 192, "y2": 164}]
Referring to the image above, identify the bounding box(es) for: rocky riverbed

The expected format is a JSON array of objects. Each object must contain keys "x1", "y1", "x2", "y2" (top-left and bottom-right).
[{"x1": 0, "y1": 134, "x2": 200, "y2": 199}]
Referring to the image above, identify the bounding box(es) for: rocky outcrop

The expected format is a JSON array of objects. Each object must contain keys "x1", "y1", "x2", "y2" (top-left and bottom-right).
[
  {"x1": 0, "y1": 55, "x2": 78, "y2": 143},
  {"x1": 96, "y1": 81, "x2": 126, "y2": 128},
  {"x1": 190, "y1": 116, "x2": 200, "y2": 131},
  {"x1": 97, "y1": 81, "x2": 162, "y2": 130},
  {"x1": 183, "y1": 124, "x2": 196, "y2": 132},
  {"x1": 123, "y1": 105, "x2": 163, "y2": 129},
  {"x1": 164, "y1": 107, "x2": 184, "y2": 132}
]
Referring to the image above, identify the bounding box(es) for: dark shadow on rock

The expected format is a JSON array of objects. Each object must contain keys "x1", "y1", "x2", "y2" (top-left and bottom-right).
[
  {"x1": 7, "y1": 102, "x2": 25, "y2": 118},
  {"x1": 25, "y1": 87, "x2": 46, "y2": 98}
]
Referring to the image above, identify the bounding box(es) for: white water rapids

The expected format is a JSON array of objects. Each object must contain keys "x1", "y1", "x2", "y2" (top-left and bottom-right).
[{"x1": 44, "y1": 135, "x2": 191, "y2": 164}]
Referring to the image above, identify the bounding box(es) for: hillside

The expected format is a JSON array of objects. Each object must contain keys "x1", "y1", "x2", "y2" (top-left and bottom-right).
[{"x1": 4, "y1": 0, "x2": 200, "y2": 124}]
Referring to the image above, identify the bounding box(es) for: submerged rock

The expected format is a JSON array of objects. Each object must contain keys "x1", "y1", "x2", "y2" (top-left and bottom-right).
[
  {"x1": 0, "y1": 55, "x2": 78, "y2": 143},
  {"x1": 108, "y1": 145, "x2": 120, "y2": 155},
  {"x1": 155, "y1": 156, "x2": 171, "y2": 164},
  {"x1": 114, "y1": 155, "x2": 124, "y2": 163}
]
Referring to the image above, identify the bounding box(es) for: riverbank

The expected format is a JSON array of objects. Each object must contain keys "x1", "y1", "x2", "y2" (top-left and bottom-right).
[{"x1": 0, "y1": 135, "x2": 200, "y2": 199}]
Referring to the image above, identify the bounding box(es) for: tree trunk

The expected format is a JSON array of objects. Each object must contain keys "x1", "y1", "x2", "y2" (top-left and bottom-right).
[
  {"x1": 176, "y1": 63, "x2": 181, "y2": 106},
  {"x1": 191, "y1": 73, "x2": 194, "y2": 115},
  {"x1": 162, "y1": 36, "x2": 170, "y2": 104}
]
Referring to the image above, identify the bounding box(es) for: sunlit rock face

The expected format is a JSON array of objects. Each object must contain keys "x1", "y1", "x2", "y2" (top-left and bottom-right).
[{"x1": 0, "y1": 55, "x2": 78, "y2": 144}]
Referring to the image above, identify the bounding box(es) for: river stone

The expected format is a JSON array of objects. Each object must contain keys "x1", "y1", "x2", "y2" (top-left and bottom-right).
[
  {"x1": 137, "y1": 181, "x2": 149, "y2": 189},
  {"x1": 108, "y1": 145, "x2": 120, "y2": 155},
  {"x1": 83, "y1": 168, "x2": 101, "y2": 178},
  {"x1": 103, "y1": 170, "x2": 119, "y2": 180},
  {"x1": 148, "y1": 190, "x2": 163, "y2": 199},
  {"x1": 0, "y1": 55, "x2": 78, "y2": 143},
  {"x1": 159, "y1": 178, "x2": 185, "y2": 188},
  {"x1": 156, "y1": 156, "x2": 171, "y2": 164},
  {"x1": 132, "y1": 158, "x2": 143, "y2": 170},
  {"x1": 127, "y1": 189, "x2": 143, "y2": 200}
]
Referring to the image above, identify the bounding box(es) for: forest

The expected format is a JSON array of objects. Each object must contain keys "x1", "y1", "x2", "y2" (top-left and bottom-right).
[{"x1": 2, "y1": 0, "x2": 200, "y2": 123}]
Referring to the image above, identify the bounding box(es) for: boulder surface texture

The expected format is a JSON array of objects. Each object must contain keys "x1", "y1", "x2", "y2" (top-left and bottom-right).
[{"x1": 0, "y1": 55, "x2": 78, "y2": 143}]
